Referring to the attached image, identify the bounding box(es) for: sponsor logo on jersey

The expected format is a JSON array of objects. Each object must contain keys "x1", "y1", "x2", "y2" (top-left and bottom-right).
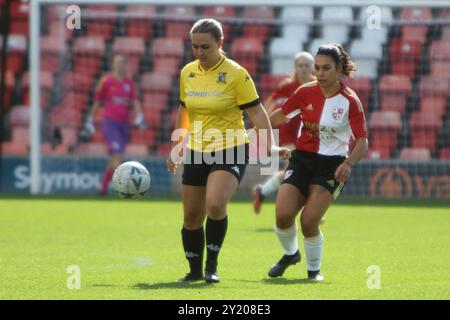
[
  {"x1": 188, "y1": 72, "x2": 196, "y2": 78},
  {"x1": 231, "y1": 166, "x2": 240, "y2": 175}
]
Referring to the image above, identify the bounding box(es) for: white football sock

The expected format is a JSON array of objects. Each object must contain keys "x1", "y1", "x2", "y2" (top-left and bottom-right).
[
  {"x1": 261, "y1": 174, "x2": 282, "y2": 196},
  {"x1": 274, "y1": 223, "x2": 298, "y2": 255},
  {"x1": 303, "y1": 231, "x2": 324, "y2": 272}
]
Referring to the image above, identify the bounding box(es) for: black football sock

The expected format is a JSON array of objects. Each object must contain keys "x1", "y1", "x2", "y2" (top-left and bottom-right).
[
  {"x1": 181, "y1": 226, "x2": 204, "y2": 276},
  {"x1": 205, "y1": 216, "x2": 228, "y2": 272}
]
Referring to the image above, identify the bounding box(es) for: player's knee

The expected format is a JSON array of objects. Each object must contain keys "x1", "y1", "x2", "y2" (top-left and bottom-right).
[
  {"x1": 276, "y1": 207, "x2": 295, "y2": 229},
  {"x1": 184, "y1": 211, "x2": 203, "y2": 229},
  {"x1": 300, "y1": 216, "x2": 319, "y2": 237},
  {"x1": 205, "y1": 201, "x2": 226, "y2": 219}
]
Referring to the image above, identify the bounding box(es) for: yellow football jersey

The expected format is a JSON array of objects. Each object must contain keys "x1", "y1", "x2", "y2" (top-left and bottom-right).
[{"x1": 179, "y1": 56, "x2": 260, "y2": 152}]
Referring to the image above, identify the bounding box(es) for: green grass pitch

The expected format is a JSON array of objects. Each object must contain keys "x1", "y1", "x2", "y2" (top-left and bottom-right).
[{"x1": 0, "y1": 198, "x2": 449, "y2": 300}]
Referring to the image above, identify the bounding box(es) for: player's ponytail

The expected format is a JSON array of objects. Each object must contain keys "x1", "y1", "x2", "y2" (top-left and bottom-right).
[
  {"x1": 190, "y1": 18, "x2": 225, "y2": 55},
  {"x1": 316, "y1": 44, "x2": 357, "y2": 77}
]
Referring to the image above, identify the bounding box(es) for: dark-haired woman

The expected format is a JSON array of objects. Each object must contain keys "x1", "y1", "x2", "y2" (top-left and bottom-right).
[{"x1": 268, "y1": 44, "x2": 368, "y2": 281}]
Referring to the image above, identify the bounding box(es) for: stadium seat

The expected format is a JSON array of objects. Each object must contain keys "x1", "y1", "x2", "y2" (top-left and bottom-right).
[
  {"x1": 378, "y1": 75, "x2": 411, "y2": 112},
  {"x1": 342, "y1": 77, "x2": 371, "y2": 110},
  {"x1": 0, "y1": 34, "x2": 27, "y2": 74},
  {"x1": 91, "y1": 130, "x2": 105, "y2": 144},
  {"x1": 351, "y1": 58, "x2": 378, "y2": 79},
  {"x1": 11, "y1": 126, "x2": 29, "y2": 144},
  {"x1": 271, "y1": 58, "x2": 296, "y2": 76},
  {"x1": 73, "y1": 37, "x2": 106, "y2": 75},
  {"x1": 359, "y1": 6, "x2": 393, "y2": 42},
  {"x1": 40, "y1": 36, "x2": 67, "y2": 73},
  {"x1": 400, "y1": 8, "x2": 432, "y2": 43},
  {"x1": 151, "y1": 38, "x2": 184, "y2": 59},
  {"x1": 202, "y1": 6, "x2": 236, "y2": 39},
  {"x1": 350, "y1": 40, "x2": 383, "y2": 60},
  {"x1": 280, "y1": 6, "x2": 312, "y2": 43},
  {"x1": 9, "y1": 1, "x2": 29, "y2": 36},
  {"x1": 140, "y1": 72, "x2": 173, "y2": 95},
  {"x1": 1, "y1": 142, "x2": 28, "y2": 156},
  {"x1": 388, "y1": 39, "x2": 422, "y2": 77},
  {"x1": 163, "y1": 6, "x2": 196, "y2": 40},
  {"x1": 141, "y1": 108, "x2": 163, "y2": 127},
  {"x1": 60, "y1": 127, "x2": 79, "y2": 147},
  {"x1": 369, "y1": 111, "x2": 402, "y2": 151},
  {"x1": 21, "y1": 71, "x2": 54, "y2": 107},
  {"x1": 156, "y1": 143, "x2": 173, "y2": 156},
  {"x1": 439, "y1": 148, "x2": 450, "y2": 160},
  {"x1": 62, "y1": 92, "x2": 89, "y2": 111},
  {"x1": 153, "y1": 57, "x2": 182, "y2": 76},
  {"x1": 9, "y1": 105, "x2": 30, "y2": 126},
  {"x1": 113, "y1": 37, "x2": 145, "y2": 76},
  {"x1": 419, "y1": 97, "x2": 447, "y2": 117},
  {"x1": 441, "y1": 26, "x2": 450, "y2": 40},
  {"x1": 320, "y1": 7, "x2": 353, "y2": 44},
  {"x1": 365, "y1": 148, "x2": 391, "y2": 160},
  {"x1": 270, "y1": 38, "x2": 303, "y2": 60},
  {"x1": 50, "y1": 105, "x2": 82, "y2": 128},
  {"x1": 75, "y1": 143, "x2": 108, "y2": 156},
  {"x1": 142, "y1": 94, "x2": 169, "y2": 114},
  {"x1": 429, "y1": 40, "x2": 450, "y2": 62},
  {"x1": 231, "y1": 38, "x2": 264, "y2": 60},
  {"x1": 419, "y1": 76, "x2": 450, "y2": 98},
  {"x1": 430, "y1": 61, "x2": 450, "y2": 79},
  {"x1": 399, "y1": 148, "x2": 431, "y2": 161},
  {"x1": 41, "y1": 143, "x2": 69, "y2": 156},
  {"x1": 125, "y1": 144, "x2": 149, "y2": 157},
  {"x1": 3, "y1": 71, "x2": 14, "y2": 109},
  {"x1": 62, "y1": 72, "x2": 95, "y2": 93},
  {"x1": 125, "y1": 5, "x2": 156, "y2": 39},
  {"x1": 258, "y1": 74, "x2": 289, "y2": 101},
  {"x1": 242, "y1": 6, "x2": 275, "y2": 41},
  {"x1": 84, "y1": 5, "x2": 118, "y2": 39},
  {"x1": 409, "y1": 112, "x2": 442, "y2": 151},
  {"x1": 130, "y1": 129, "x2": 157, "y2": 147}
]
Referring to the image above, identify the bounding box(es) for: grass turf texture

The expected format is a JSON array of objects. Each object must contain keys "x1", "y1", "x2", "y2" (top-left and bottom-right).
[{"x1": 0, "y1": 199, "x2": 449, "y2": 299}]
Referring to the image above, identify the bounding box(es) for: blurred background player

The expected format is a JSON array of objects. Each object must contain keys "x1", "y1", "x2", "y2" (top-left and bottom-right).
[
  {"x1": 253, "y1": 52, "x2": 316, "y2": 214},
  {"x1": 268, "y1": 44, "x2": 368, "y2": 281},
  {"x1": 167, "y1": 18, "x2": 290, "y2": 283},
  {"x1": 81, "y1": 54, "x2": 146, "y2": 195}
]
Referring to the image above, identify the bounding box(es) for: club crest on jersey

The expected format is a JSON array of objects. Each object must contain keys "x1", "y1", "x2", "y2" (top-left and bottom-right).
[
  {"x1": 332, "y1": 106, "x2": 344, "y2": 120},
  {"x1": 217, "y1": 72, "x2": 227, "y2": 84},
  {"x1": 123, "y1": 83, "x2": 131, "y2": 92}
]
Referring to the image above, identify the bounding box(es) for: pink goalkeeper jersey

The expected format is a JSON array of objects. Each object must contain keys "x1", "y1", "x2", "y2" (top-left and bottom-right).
[{"x1": 94, "y1": 74, "x2": 137, "y2": 122}]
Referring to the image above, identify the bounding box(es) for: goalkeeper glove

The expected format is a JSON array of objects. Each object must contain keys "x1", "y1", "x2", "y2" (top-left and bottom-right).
[{"x1": 134, "y1": 112, "x2": 147, "y2": 130}]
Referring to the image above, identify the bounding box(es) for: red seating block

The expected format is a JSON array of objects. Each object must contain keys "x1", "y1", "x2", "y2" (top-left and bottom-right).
[
  {"x1": 75, "y1": 143, "x2": 108, "y2": 155},
  {"x1": 152, "y1": 38, "x2": 184, "y2": 59},
  {"x1": 365, "y1": 148, "x2": 391, "y2": 160},
  {"x1": 419, "y1": 97, "x2": 447, "y2": 117},
  {"x1": 202, "y1": 6, "x2": 236, "y2": 38},
  {"x1": 125, "y1": 144, "x2": 149, "y2": 157},
  {"x1": 400, "y1": 8, "x2": 432, "y2": 43},
  {"x1": 130, "y1": 129, "x2": 157, "y2": 147},
  {"x1": 378, "y1": 75, "x2": 411, "y2": 112},
  {"x1": 142, "y1": 93, "x2": 169, "y2": 111},
  {"x1": 429, "y1": 40, "x2": 450, "y2": 61},
  {"x1": 62, "y1": 72, "x2": 95, "y2": 93},
  {"x1": 125, "y1": 5, "x2": 156, "y2": 39},
  {"x1": 12, "y1": 126, "x2": 29, "y2": 144},
  {"x1": 258, "y1": 74, "x2": 289, "y2": 101},
  {"x1": 50, "y1": 105, "x2": 82, "y2": 127},
  {"x1": 84, "y1": 5, "x2": 118, "y2": 39},
  {"x1": 242, "y1": 6, "x2": 275, "y2": 41},
  {"x1": 419, "y1": 76, "x2": 450, "y2": 98},
  {"x1": 41, "y1": 143, "x2": 69, "y2": 156},
  {"x1": 163, "y1": 6, "x2": 196, "y2": 40},
  {"x1": 369, "y1": 111, "x2": 402, "y2": 151},
  {"x1": 399, "y1": 148, "x2": 431, "y2": 161},
  {"x1": 1, "y1": 142, "x2": 28, "y2": 155},
  {"x1": 140, "y1": 72, "x2": 173, "y2": 94},
  {"x1": 439, "y1": 148, "x2": 450, "y2": 160},
  {"x1": 153, "y1": 57, "x2": 182, "y2": 76},
  {"x1": 430, "y1": 61, "x2": 450, "y2": 79},
  {"x1": 342, "y1": 77, "x2": 371, "y2": 110},
  {"x1": 9, "y1": 105, "x2": 30, "y2": 126},
  {"x1": 231, "y1": 38, "x2": 264, "y2": 60}
]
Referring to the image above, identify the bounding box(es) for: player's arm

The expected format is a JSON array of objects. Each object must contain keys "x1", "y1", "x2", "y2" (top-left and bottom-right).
[
  {"x1": 132, "y1": 100, "x2": 146, "y2": 130},
  {"x1": 245, "y1": 104, "x2": 290, "y2": 160},
  {"x1": 269, "y1": 108, "x2": 289, "y2": 128}
]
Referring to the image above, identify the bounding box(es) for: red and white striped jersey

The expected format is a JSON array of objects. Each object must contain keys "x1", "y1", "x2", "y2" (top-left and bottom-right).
[{"x1": 281, "y1": 81, "x2": 368, "y2": 156}]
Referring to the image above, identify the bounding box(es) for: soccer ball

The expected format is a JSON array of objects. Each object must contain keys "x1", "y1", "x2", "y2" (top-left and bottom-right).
[{"x1": 112, "y1": 161, "x2": 151, "y2": 199}]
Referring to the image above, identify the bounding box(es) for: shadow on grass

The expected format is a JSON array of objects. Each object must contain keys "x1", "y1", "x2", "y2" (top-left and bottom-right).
[
  {"x1": 253, "y1": 228, "x2": 274, "y2": 233},
  {"x1": 133, "y1": 282, "x2": 215, "y2": 290},
  {"x1": 262, "y1": 278, "x2": 331, "y2": 285}
]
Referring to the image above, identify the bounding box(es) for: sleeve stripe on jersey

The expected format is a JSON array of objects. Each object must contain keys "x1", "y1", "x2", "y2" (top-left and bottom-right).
[
  {"x1": 286, "y1": 109, "x2": 301, "y2": 119},
  {"x1": 239, "y1": 98, "x2": 261, "y2": 110},
  {"x1": 344, "y1": 88, "x2": 364, "y2": 112}
]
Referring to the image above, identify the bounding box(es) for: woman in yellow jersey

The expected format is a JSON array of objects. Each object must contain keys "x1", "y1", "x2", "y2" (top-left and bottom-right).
[{"x1": 167, "y1": 19, "x2": 290, "y2": 283}]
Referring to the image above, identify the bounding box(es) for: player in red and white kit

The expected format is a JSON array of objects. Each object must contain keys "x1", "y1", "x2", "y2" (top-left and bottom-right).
[
  {"x1": 267, "y1": 44, "x2": 368, "y2": 281},
  {"x1": 253, "y1": 52, "x2": 315, "y2": 214},
  {"x1": 82, "y1": 54, "x2": 146, "y2": 195}
]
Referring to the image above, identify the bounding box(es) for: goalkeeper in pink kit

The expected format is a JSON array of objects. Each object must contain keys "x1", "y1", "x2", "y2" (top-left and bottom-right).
[{"x1": 82, "y1": 54, "x2": 146, "y2": 195}]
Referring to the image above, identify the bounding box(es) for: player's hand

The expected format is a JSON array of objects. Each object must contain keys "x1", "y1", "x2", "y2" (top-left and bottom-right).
[
  {"x1": 271, "y1": 146, "x2": 291, "y2": 160},
  {"x1": 334, "y1": 161, "x2": 352, "y2": 183},
  {"x1": 167, "y1": 146, "x2": 183, "y2": 174},
  {"x1": 134, "y1": 112, "x2": 147, "y2": 130}
]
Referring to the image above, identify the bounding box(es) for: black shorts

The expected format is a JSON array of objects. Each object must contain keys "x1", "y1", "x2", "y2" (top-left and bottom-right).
[
  {"x1": 281, "y1": 150, "x2": 346, "y2": 199},
  {"x1": 182, "y1": 144, "x2": 249, "y2": 186}
]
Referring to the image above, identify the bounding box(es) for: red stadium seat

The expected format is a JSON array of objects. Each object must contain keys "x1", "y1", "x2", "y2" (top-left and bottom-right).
[
  {"x1": 140, "y1": 72, "x2": 173, "y2": 94},
  {"x1": 91, "y1": 130, "x2": 105, "y2": 144},
  {"x1": 409, "y1": 112, "x2": 442, "y2": 151},
  {"x1": 60, "y1": 127, "x2": 79, "y2": 147},
  {"x1": 113, "y1": 37, "x2": 146, "y2": 57},
  {"x1": 388, "y1": 39, "x2": 422, "y2": 77},
  {"x1": 419, "y1": 76, "x2": 450, "y2": 98},
  {"x1": 141, "y1": 109, "x2": 163, "y2": 128},
  {"x1": 439, "y1": 148, "x2": 450, "y2": 160},
  {"x1": 400, "y1": 8, "x2": 432, "y2": 43},
  {"x1": 365, "y1": 148, "x2": 391, "y2": 160},
  {"x1": 12, "y1": 127, "x2": 29, "y2": 144},
  {"x1": 202, "y1": 6, "x2": 236, "y2": 39},
  {"x1": 9, "y1": 1, "x2": 29, "y2": 36},
  {"x1": 399, "y1": 148, "x2": 431, "y2": 161},
  {"x1": 369, "y1": 111, "x2": 402, "y2": 151},
  {"x1": 378, "y1": 75, "x2": 411, "y2": 112},
  {"x1": 21, "y1": 71, "x2": 54, "y2": 107},
  {"x1": 231, "y1": 38, "x2": 264, "y2": 60},
  {"x1": 441, "y1": 26, "x2": 450, "y2": 41},
  {"x1": 342, "y1": 77, "x2": 371, "y2": 111},
  {"x1": 419, "y1": 97, "x2": 447, "y2": 117},
  {"x1": 130, "y1": 129, "x2": 157, "y2": 147},
  {"x1": 153, "y1": 57, "x2": 182, "y2": 76},
  {"x1": 9, "y1": 105, "x2": 30, "y2": 126},
  {"x1": 125, "y1": 144, "x2": 149, "y2": 157},
  {"x1": 142, "y1": 93, "x2": 169, "y2": 111},
  {"x1": 62, "y1": 72, "x2": 95, "y2": 93},
  {"x1": 41, "y1": 143, "x2": 69, "y2": 156},
  {"x1": 73, "y1": 37, "x2": 106, "y2": 75},
  {"x1": 62, "y1": 92, "x2": 89, "y2": 111},
  {"x1": 429, "y1": 40, "x2": 450, "y2": 61},
  {"x1": 242, "y1": 6, "x2": 275, "y2": 41},
  {"x1": 75, "y1": 143, "x2": 108, "y2": 156},
  {"x1": 47, "y1": 21, "x2": 73, "y2": 40},
  {"x1": 163, "y1": 6, "x2": 196, "y2": 40},
  {"x1": 430, "y1": 61, "x2": 450, "y2": 79},
  {"x1": 84, "y1": 5, "x2": 118, "y2": 39},
  {"x1": 125, "y1": 5, "x2": 156, "y2": 39},
  {"x1": 41, "y1": 36, "x2": 67, "y2": 73},
  {"x1": 3, "y1": 71, "x2": 14, "y2": 109},
  {"x1": 1, "y1": 142, "x2": 28, "y2": 155},
  {"x1": 0, "y1": 34, "x2": 27, "y2": 74},
  {"x1": 151, "y1": 38, "x2": 184, "y2": 59},
  {"x1": 50, "y1": 105, "x2": 82, "y2": 128},
  {"x1": 156, "y1": 143, "x2": 173, "y2": 156},
  {"x1": 258, "y1": 74, "x2": 289, "y2": 101}
]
